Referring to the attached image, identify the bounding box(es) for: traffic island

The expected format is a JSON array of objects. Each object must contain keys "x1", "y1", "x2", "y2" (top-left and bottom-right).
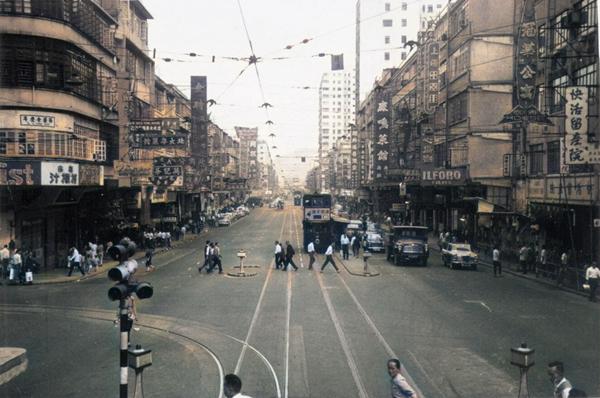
[
  {"x1": 227, "y1": 250, "x2": 258, "y2": 277},
  {"x1": 0, "y1": 347, "x2": 27, "y2": 386}
]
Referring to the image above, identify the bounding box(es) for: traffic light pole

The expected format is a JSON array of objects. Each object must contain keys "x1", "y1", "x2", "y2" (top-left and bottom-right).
[{"x1": 119, "y1": 298, "x2": 129, "y2": 398}]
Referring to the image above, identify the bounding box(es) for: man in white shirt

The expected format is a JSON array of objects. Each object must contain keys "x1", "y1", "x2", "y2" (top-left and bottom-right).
[
  {"x1": 0, "y1": 244, "x2": 9, "y2": 283},
  {"x1": 223, "y1": 374, "x2": 252, "y2": 398},
  {"x1": 585, "y1": 262, "x2": 600, "y2": 302},
  {"x1": 547, "y1": 361, "x2": 572, "y2": 398},
  {"x1": 67, "y1": 247, "x2": 85, "y2": 276},
  {"x1": 388, "y1": 358, "x2": 417, "y2": 397},
  {"x1": 492, "y1": 247, "x2": 501, "y2": 277},
  {"x1": 340, "y1": 233, "x2": 350, "y2": 260},
  {"x1": 307, "y1": 241, "x2": 316, "y2": 270},
  {"x1": 274, "y1": 241, "x2": 283, "y2": 269},
  {"x1": 320, "y1": 243, "x2": 340, "y2": 273}
]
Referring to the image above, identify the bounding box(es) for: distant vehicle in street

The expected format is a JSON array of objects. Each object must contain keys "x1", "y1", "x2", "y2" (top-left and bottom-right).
[
  {"x1": 217, "y1": 213, "x2": 233, "y2": 226},
  {"x1": 365, "y1": 233, "x2": 385, "y2": 253},
  {"x1": 441, "y1": 242, "x2": 478, "y2": 270},
  {"x1": 387, "y1": 226, "x2": 429, "y2": 267}
]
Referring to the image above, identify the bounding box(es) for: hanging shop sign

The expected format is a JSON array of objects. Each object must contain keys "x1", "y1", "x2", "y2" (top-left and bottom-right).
[
  {"x1": 130, "y1": 132, "x2": 188, "y2": 148},
  {"x1": 20, "y1": 114, "x2": 55, "y2": 128},
  {"x1": 0, "y1": 161, "x2": 40, "y2": 185},
  {"x1": 373, "y1": 91, "x2": 391, "y2": 180},
  {"x1": 528, "y1": 176, "x2": 596, "y2": 203},
  {"x1": 150, "y1": 157, "x2": 184, "y2": 187},
  {"x1": 129, "y1": 120, "x2": 162, "y2": 133},
  {"x1": 516, "y1": 0, "x2": 538, "y2": 109},
  {"x1": 387, "y1": 168, "x2": 421, "y2": 182},
  {"x1": 421, "y1": 168, "x2": 468, "y2": 186},
  {"x1": 563, "y1": 86, "x2": 600, "y2": 164}
]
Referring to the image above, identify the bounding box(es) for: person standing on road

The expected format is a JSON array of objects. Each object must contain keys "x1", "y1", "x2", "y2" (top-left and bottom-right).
[
  {"x1": 283, "y1": 241, "x2": 298, "y2": 271},
  {"x1": 145, "y1": 237, "x2": 155, "y2": 272},
  {"x1": 585, "y1": 262, "x2": 600, "y2": 302},
  {"x1": 320, "y1": 242, "x2": 340, "y2": 273},
  {"x1": 548, "y1": 361, "x2": 572, "y2": 398},
  {"x1": 519, "y1": 245, "x2": 528, "y2": 274},
  {"x1": 352, "y1": 233, "x2": 361, "y2": 257},
  {"x1": 67, "y1": 247, "x2": 84, "y2": 277},
  {"x1": 387, "y1": 358, "x2": 418, "y2": 398},
  {"x1": 340, "y1": 232, "x2": 350, "y2": 260},
  {"x1": 558, "y1": 251, "x2": 569, "y2": 287},
  {"x1": 539, "y1": 245, "x2": 548, "y2": 277},
  {"x1": 492, "y1": 246, "x2": 501, "y2": 277},
  {"x1": 274, "y1": 241, "x2": 283, "y2": 269},
  {"x1": 210, "y1": 242, "x2": 223, "y2": 274},
  {"x1": 223, "y1": 373, "x2": 252, "y2": 398},
  {"x1": 198, "y1": 240, "x2": 211, "y2": 272},
  {"x1": 307, "y1": 240, "x2": 316, "y2": 270},
  {"x1": 0, "y1": 244, "x2": 9, "y2": 283}
]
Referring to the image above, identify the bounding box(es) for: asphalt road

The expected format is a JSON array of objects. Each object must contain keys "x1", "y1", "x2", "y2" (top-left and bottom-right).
[{"x1": 0, "y1": 206, "x2": 598, "y2": 397}]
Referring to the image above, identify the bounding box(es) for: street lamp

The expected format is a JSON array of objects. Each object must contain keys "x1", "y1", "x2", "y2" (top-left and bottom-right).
[{"x1": 510, "y1": 342, "x2": 535, "y2": 398}]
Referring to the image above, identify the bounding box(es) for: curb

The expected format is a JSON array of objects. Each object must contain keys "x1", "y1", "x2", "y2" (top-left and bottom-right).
[
  {"x1": 22, "y1": 234, "x2": 203, "y2": 286},
  {"x1": 429, "y1": 245, "x2": 588, "y2": 299}
]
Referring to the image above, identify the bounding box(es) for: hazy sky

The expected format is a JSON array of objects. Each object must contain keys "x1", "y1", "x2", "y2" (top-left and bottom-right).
[{"x1": 144, "y1": 0, "x2": 392, "y2": 180}]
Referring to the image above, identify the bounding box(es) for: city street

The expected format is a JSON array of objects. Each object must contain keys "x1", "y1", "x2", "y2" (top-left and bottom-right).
[{"x1": 0, "y1": 206, "x2": 598, "y2": 397}]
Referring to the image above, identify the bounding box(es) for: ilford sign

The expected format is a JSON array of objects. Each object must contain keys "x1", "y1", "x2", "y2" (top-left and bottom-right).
[{"x1": 421, "y1": 168, "x2": 468, "y2": 186}]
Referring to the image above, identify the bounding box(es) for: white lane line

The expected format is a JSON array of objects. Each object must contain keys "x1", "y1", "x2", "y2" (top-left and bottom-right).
[
  {"x1": 234, "y1": 210, "x2": 286, "y2": 398},
  {"x1": 284, "y1": 264, "x2": 292, "y2": 398},
  {"x1": 316, "y1": 270, "x2": 370, "y2": 398},
  {"x1": 335, "y1": 266, "x2": 432, "y2": 398},
  {"x1": 464, "y1": 300, "x2": 492, "y2": 313}
]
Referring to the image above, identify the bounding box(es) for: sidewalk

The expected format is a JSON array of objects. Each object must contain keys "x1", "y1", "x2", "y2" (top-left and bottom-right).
[
  {"x1": 7, "y1": 233, "x2": 202, "y2": 286},
  {"x1": 428, "y1": 234, "x2": 589, "y2": 299}
]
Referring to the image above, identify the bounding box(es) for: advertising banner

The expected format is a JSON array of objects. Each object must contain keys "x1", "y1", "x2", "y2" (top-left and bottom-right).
[
  {"x1": 0, "y1": 161, "x2": 40, "y2": 185},
  {"x1": 41, "y1": 162, "x2": 79, "y2": 186}
]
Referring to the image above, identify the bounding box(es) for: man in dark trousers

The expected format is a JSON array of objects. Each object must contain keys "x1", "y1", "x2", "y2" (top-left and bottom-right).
[
  {"x1": 283, "y1": 241, "x2": 298, "y2": 271},
  {"x1": 199, "y1": 240, "x2": 211, "y2": 272},
  {"x1": 274, "y1": 241, "x2": 283, "y2": 269},
  {"x1": 321, "y1": 242, "x2": 340, "y2": 273}
]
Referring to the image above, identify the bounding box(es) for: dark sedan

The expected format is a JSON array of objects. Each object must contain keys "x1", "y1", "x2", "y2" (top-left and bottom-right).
[{"x1": 394, "y1": 242, "x2": 428, "y2": 266}]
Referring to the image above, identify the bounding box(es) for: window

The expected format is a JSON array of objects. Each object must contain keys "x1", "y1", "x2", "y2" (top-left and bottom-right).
[
  {"x1": 579, "y1": 0, "x2": 598, "y2": 36},
  {"x1": 450, "y1": 45, "x2": 469, "y2": 80},
  {"x1": 552, "y1": 10, "x2": 568, "y2": 51},
  {"x1": 529, "y1": 143, "x2": 544, "y2": 175},
  {"x1": 448, "y1": 92, "x2": 468, "y2": 124},
  {"x1": 401, "y1": 2, "x2": 407, "y2": 11},
  {"x1": 384, "y1": 52, "x2": 390, "y2": 61},
  {"x1": 551, "y1": 74, "x2": 568, "y2": 113},
  {"x1": 547, "y1": 141, "x2": 560, "y2": 174},
  {"x1": 384, "y1": 36, "x2": 390, "y2": 44},
  {"x1": 385, "y1": 2, "x2": 390, "y2": 11},
  {"x1": 428, "y1": 5, "x2": 433, "y2": 13},
  {"x1": 575, "y1": 62, "x2": 597, "y2": 100},
  {"x1": 383, "y1": 19, "x2": 393, "y2": 27},
  {"x1": 401, "y1": 35, "x2": 407, "y2": 44},
  {"x1": 401, "y1": 19, "x2": 407, "y2": 27},
  {"x1": 401, "y1": 52, "x2": 407, "y2": 60}
]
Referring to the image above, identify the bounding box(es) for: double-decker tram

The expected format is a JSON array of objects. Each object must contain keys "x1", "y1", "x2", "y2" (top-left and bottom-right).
[{"x1": 302, "y1": 193, "x2": 332, "y2": 253}]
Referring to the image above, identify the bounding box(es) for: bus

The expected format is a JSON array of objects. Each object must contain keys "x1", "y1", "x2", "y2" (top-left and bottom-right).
[{"x1": 302, "y1": 193, "x2": 332, "y2": 253}]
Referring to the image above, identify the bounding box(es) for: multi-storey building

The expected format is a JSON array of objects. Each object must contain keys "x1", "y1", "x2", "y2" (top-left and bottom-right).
[
  {"x1": 235, "y1": 126, "x2": 259, "y2": 192},
  {"x1": 357, "y1": 0, "x2": 447, "y2": 100},
  {"x1": 318, "y1": 71, "x2": 356, "y2": 191},
  {"x1": 0, "y1": 0, "x2": 119, "y2": 267},
  {"x1": 257, "y1": 140, "x2": 275, "y2": 194}
]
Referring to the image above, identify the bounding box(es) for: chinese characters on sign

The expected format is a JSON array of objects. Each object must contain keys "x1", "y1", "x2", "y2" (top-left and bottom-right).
[
  {"x1": 129, "y1": 119, "x2": 189, "y2": 149},
  {"x1": 516, "y1": 0, "x2": 538, "y2": 108},
  {"x1": 564, "y1": 87, "x2": 589, "y2": 164},
  {"x1": 20, "y1": 115, "x2": 55, "y2": 128},
  {"x1": 150, "y1": 157, "x2": 184, "y2": 187},
  {"x1": 41, "y1": 162, "x2": 79, "y2": 186},
  {"x1": 374, "y1": 93, "x2": 391, "y2": 180}
]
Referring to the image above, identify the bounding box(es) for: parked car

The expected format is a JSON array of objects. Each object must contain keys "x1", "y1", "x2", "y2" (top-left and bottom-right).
[
  {"x1": 217, "y1": 213, "x2": 233, "y2": 226},
  {"x1": 365, "y1": 233, "x2": 385, "y2": 253},
  {"x1": 441, "y1": 242, "x2": 478, "y2": 270},
  {"x1": 387, "y1": 226, "x2": 429, "y2": 267}
]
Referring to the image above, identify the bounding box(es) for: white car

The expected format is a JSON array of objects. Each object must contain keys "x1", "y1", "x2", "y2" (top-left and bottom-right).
[
  {"x1": 217, "y1": 213, "x2": 233, "y2": 226},
  {"x1": 441, "y1": 242, "x2": 478, "y2": 270}
]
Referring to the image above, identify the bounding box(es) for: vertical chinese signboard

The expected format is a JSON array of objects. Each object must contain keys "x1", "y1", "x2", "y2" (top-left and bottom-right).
[
  {"x1": 516, "y1": 0, "x2": 538, "y2": 108},
  {"x1": 374, "y1": 93, "x2": 391, "y2": 180},
  {"x1": 190, "y1": 76, "x2": 209, "y2": 190},
  {"x1": 564, "y1": 87, "x2": 589, "y2": 164}
]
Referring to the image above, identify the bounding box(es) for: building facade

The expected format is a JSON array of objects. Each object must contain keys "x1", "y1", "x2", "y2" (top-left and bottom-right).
[{"x1": 235, "y1": 126, "x2": 259, "y2": 192}]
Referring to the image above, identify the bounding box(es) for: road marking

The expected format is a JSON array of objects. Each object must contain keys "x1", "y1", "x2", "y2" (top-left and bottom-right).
[
  {"x1": 316, "y1": 267, "x2": 370, "y2": 398},
  {"x1": 464, "y1": 300, "x2": 492, "y2": 313},
  {"x1": 234, "y1": 210, "x2": 286, "y2": 398}
]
